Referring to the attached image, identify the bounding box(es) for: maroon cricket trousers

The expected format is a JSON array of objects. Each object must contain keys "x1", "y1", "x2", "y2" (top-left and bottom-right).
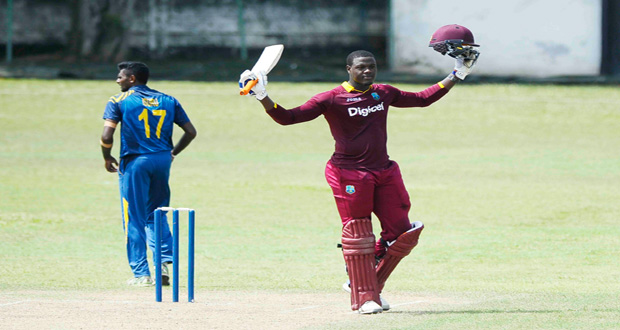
[{"x1": 325, "y1": 160, "x2": 414, "y2": 255}]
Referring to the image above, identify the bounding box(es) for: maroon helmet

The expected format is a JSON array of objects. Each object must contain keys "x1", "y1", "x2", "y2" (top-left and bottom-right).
[{"x1": 429, "y1": 24, "x2": 479, "y2": 58}]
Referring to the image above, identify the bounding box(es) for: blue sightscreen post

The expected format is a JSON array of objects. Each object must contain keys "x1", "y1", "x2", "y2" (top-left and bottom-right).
[
  {"x1": 154, "y1": 209, "x2": 162, "y2": 302},
  {"x1": 172, "y1": 209, "x2": 179, "y2": 302},
  {"x1": 188, "y1": 209, "x2": 195, "y2": 302}
]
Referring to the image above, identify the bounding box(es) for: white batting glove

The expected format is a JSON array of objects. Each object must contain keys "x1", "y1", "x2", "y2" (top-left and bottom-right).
[
  {"x1": 239, "y1": 69, "x2": 268, "y2": 100},
  {"x1": 252, "y1": 70, "x2": 268, "y2": 100},
  {"x1": 453, "y1": 48, "x2": 480, "y2": 80},
  {"x1": 239, "y1": 69, "x2": 256, "y2": 94}
]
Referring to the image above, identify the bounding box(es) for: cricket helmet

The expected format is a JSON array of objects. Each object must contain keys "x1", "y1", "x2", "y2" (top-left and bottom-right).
[{"x1": 429, "y1": 24, "x2": 479, "y2": 58}]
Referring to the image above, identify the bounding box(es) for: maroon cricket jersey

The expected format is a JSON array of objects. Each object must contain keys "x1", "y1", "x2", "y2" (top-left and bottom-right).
[{"x1": 267, "y1": 82, "x2": 449, "y2": 169}]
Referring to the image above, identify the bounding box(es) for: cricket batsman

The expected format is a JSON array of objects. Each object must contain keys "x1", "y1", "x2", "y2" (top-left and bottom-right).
[{"x1": 240, "y1": 25, "x2": 480, "y2": 314}]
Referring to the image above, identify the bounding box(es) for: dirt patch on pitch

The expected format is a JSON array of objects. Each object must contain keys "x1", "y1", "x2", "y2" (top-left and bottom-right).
[{"x1": 0, "y1": 289, "x2": 464, "y2": 329}]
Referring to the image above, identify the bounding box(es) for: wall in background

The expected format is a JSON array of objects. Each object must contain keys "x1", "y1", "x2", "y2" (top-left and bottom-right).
[{"x1": 391, "y1": 0, "x2": 602, "y2": 77}]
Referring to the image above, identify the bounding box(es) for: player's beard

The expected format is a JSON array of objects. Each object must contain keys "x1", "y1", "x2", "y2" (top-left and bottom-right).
[{"x1": 356, "y1": 73, "x2": 375, "y2": 87}]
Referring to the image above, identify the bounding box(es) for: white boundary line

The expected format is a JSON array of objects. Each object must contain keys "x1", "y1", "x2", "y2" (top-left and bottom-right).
[
  {"x1": 0, "y1": 300, "x2": 29, "y2": 307},
  {"x1": 1, "y1": 297, "x2": 431, "y2": 312},
  {"x1": 281, "y1": 305, "x2": 321, "y2": 313},
  {"x1": 347, "y1": 299, "x2": 430, "y2": 314},
  {"x1": 0, "y1": 299, "x2": 154, "y2": 307},
  {"x1": 391, "y1": 300, "x2": 429, "y2": 307}
]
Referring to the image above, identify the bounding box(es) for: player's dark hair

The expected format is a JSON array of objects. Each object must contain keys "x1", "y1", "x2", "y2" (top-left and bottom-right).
[
  {"x1": 346, "y1": 50, "x2": 375, "y2": 66},
  {"x1": 117, "y1": 61, "x2": 149, "y2": 84}
]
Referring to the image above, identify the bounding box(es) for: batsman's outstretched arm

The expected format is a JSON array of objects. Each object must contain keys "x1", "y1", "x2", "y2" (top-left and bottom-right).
[
  {"x1": 438, "y1": 74, "x2": 459, "y2": 90},
  {"x1": 172, "y1": 122, "x2": 197, "y2": 157},
  {"x1": 258, "y1": 96, "x2": 276, "y2": 110},
  {"x1": 258, "y1": 95, "x2": 324, "y2": 126},
  {"x1": 258, "y1": 95, "x2": 295, "y2": 125},
  {"x1": 437, "y1": 51, "x2": 480, "y2": 90}
]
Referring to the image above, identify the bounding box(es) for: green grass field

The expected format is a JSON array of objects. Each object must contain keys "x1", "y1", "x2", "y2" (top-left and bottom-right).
[{"x1": 1, "y1": 79, "x2": 619, "y2": 329}]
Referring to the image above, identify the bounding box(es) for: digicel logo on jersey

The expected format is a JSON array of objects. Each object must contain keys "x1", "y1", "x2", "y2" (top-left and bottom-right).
[{"x1": 348, "y1": 102, "x2": 385, "y2": 117}]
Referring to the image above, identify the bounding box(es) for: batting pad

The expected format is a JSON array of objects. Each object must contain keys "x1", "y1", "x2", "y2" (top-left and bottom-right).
[
  {"x1": 341, "y1": 218, "x2": 381, "y2": 310},
  {"x1": 376, "y1": 221, "x2": 424, "y2": 292}
]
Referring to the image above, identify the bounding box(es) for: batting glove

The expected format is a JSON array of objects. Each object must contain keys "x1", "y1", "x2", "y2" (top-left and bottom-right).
[
  {"x1": 453, "y1": 48, "x2": 480, "y2": 80},
  {"x1": 239, "y1": 69, "x2": 268, "y2": 100}
]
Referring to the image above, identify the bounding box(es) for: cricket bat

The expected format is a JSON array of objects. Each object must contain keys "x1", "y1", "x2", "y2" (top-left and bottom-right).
[{"x1": 239, "y1": 44, "x2": 284, "y2": 95}]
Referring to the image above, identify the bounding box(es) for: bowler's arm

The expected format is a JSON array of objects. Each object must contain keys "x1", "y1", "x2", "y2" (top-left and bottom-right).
[
  {"x1": 100, "y1": 119, "x2": 118, "y2": 173},
  {"x1": 172, "y1": 122, "x2": 197, "y2": 157}
]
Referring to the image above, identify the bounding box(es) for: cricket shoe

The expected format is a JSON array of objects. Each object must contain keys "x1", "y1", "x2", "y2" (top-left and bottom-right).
[
  {"x1": 358, "y1": 300, "x2": 383, "y2": 314},
  {"x1": 342, "y1": 280, "x2": 351, "y2": 293},
  {"x1": 380, "y1": 296, "x2": 390, "y2": 311},
  {"x1": 343, "y1": 280, "x2": 390, "y2": 311},
  {"x1": 161, "y1": 262, "x2": 171, "y2": 286},
  {"x1": 126, "y1": 276, "x2": 154, "y2": 287}
]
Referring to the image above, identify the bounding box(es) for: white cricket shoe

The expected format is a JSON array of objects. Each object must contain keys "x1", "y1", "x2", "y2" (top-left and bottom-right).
[
  {"x1": 161, "y1": 262, "x2": 171, "y2": 286},
  {"x1": 343, "y1": 280, "x2": 389, "y2": 311},
  {"x1": 380, "y1": 296, "x2": 390, "y2": 311},
  {"x1": 358, "y1": 300, "x2": 383, "y2": 314},
  {"x1": 126, "y1": 276, "x2": 154, "y2": 287},
  {"x1": 342, "y1": 280, "x2": 351, "y2": 293}
]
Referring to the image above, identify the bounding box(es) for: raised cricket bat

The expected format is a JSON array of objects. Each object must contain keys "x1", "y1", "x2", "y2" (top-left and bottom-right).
[{"x1": 239, "y1": 44, "x2": 284, "y2": 95}]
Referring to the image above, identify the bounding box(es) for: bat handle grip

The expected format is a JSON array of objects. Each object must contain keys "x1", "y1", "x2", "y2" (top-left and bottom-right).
[{"x1": 239, "y1": 79, "x2": 258, "y2": 95}]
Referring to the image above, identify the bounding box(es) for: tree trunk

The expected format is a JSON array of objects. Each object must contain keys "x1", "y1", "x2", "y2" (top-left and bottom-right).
[
  {"x1": 148, "y1": 0, "x2": 169, "y2": 59},
  {"x1": 66, "y1": 0, "x2": 134, "y2": 62},
  {"x1": 79, "y1": 0, "x2": 106, "y2": 58}
]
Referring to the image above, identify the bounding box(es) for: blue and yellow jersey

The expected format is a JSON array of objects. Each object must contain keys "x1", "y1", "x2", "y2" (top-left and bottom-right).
[{"x1": 103, "y1": 85, "x2": 190, "y2": 158}]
